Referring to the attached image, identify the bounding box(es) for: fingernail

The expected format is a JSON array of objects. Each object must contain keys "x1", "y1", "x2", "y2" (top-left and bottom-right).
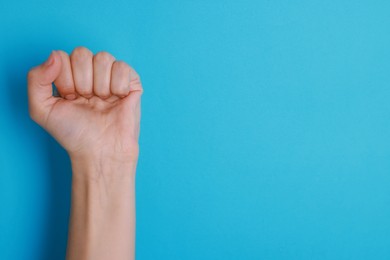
[
  {"x1": 44, "y1": 51, "x2": 55, "y2": 66},
  {"x1": 65, "y1": 94, "x2": 76, "y2": 100}
]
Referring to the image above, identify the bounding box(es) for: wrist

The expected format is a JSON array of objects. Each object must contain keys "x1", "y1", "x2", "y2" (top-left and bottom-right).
[
  {"x1": 68, "y1": 142, "x2": 139, "y2": 166},
  {"x1": 69, "y1": 152, "x2": 138, "y2": 181}
]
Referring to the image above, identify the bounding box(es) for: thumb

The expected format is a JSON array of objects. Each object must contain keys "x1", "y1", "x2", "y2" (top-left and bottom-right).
[{"x1": 27, "y1": 51, "x2": 62, "y2": 125}]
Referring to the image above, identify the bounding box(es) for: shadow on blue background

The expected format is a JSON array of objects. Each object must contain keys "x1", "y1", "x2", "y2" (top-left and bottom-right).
[{"x1": 3, "y1": 41, "x2": 71, "y2": 259}]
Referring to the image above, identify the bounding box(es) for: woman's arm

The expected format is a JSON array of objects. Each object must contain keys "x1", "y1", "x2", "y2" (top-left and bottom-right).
[
  {"x1": 27, "y1": 47, "x2": 142, "y2": 260},
  {"x1": 66, "y1": 157, "x2": 136, "y2": 260}
]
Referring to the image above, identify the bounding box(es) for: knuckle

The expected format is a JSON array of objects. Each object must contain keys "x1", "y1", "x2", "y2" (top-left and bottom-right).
[
  {"x1": 114, "y1": 61, "x2": 131, "y2": 75},
  {"x1": 94, "y1": 51, "x2": 115, "y2": 64},
  {"x1": 130, "y1": 67, "x2": 141, "y2": 80},
  {"x1": 27, "y1": 70, "x2": 34, "y2": 82},
  {"x1": 129, "y1": 67, "x2": 143, "y2": 93},
  {"x1": 56, "y1": 50, "x2": 69, "y2": 58},
  {"x1": 130, "y1": 67, "x2": 141, "y2": 83},
  {"x1": 71, "y1": 46, "x2": 93, "y2": 60},
  {"x1": 27, "y1": 69, "x2": 37, "y2": 82}
]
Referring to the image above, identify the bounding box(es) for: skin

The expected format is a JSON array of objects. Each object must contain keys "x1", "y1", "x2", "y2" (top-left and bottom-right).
[{"x1": 27, "y1": 47, "x2": 143, "y2": 260}]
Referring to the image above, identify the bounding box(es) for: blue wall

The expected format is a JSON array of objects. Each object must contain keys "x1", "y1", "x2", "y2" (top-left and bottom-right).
[{"x1": 1, "y1": 0, "x2": 390, "y2": 259}]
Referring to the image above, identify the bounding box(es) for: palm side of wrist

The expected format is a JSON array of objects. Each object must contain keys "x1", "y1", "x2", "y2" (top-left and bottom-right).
[{"x1": 69, "y1": 152, "x2": 138, "y2": 182}]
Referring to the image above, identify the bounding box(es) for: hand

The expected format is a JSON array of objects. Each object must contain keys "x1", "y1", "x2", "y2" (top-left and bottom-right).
[{"x1": 27, "y1": 47, "x2": 143, "y2": 163}]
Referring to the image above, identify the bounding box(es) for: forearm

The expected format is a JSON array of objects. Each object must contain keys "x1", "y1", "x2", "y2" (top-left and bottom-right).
[{"x1": 66, "y1": 156, "x2": 137, "y2": 260}]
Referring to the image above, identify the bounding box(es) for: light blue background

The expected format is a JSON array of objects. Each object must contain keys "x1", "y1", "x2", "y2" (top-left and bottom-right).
[{"x1": 1, "y1": 0, "x2": 390, "y2": 259}]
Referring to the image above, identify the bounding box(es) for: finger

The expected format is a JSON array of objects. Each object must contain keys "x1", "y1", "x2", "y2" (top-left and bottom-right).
[
  {"x1": 129, "y1": 67, "x2": 143, "y2": 94},
  {"x1": 70, "y1": 47, "x2": 93, "y2": 98},
  {"x1": 121, "y1": 67, "x2": 142, "y2": 139},
  {"x1": 110, "y1": 61, "x2": 131, "y2": 98},
  {"x1": 54, "y1": 50, "x2": 76, "y2": 100},
  {"x1": 27, "y1": 51, "x2": 62, "y2": 124},
  {"x1": 126, "y1": 67, "x2": 143, "y2": 105},
  {"x1": 121, "y1": 67, "x2": 142, "y2": 134},
  {"x1": 93, "y1": 51, "x2": 115, "y2": 98}
]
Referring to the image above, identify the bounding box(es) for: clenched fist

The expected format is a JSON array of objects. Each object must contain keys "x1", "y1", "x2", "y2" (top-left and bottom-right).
[{"x1": 27, "y1": 47, "x2": 143, "y2": 163}]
